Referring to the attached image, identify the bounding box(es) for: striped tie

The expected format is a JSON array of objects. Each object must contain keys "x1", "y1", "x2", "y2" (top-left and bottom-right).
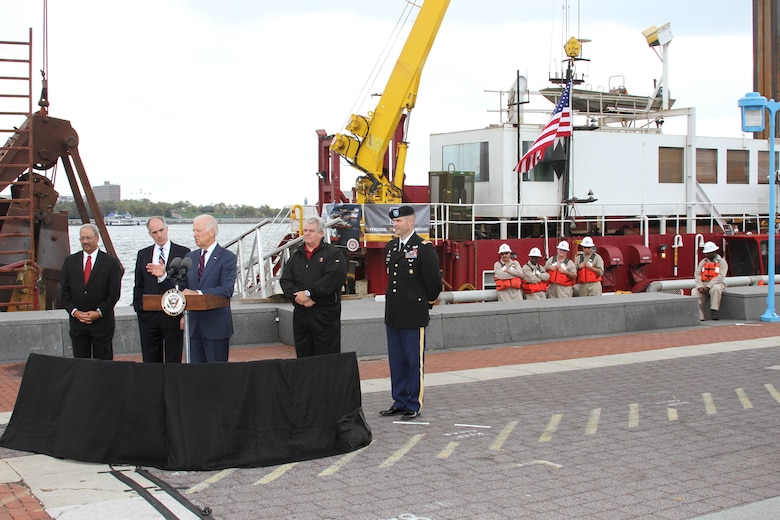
[
  {"x1": 158, "y1": 246, "x2": 165, "y2": 265},
  {"x1": 198, "y1": 250, "x2": 206, "y2": 281}
]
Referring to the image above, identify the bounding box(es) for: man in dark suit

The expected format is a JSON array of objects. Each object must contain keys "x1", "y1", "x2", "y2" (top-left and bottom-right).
[
  {"x1": 132, "y1": 216, "x2": 190, "y2": 363},
  {"x1": 379, "y1": 205, "x2": 441, "y2": 421},
  {"x1": 181, "y1": 214, "x2": 237, "y2": 363},
  {"x1": 60, "y1": 223, "x2": 123, "y2": 359}
]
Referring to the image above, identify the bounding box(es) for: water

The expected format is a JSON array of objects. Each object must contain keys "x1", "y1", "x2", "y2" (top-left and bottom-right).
[{"x1": 68, "y1": 223, "x2": 263, "y2": 308}]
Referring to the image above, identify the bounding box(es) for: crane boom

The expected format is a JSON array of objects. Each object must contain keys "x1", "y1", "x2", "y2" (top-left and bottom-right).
[{"x1": 330, "y1": 0, "x2": 450, "y2": 204}]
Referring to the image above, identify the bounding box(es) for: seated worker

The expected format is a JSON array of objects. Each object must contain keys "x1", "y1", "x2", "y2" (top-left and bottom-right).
[{"x1": 694, "y1": 241, "x2": 727, "y2": 320}]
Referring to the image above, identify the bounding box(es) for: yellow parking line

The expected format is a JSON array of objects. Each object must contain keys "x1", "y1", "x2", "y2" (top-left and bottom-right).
[
  {"x1": 735, "y1": 388, "x2": 753, "y2": 409},
  {"x1": 254, "y1": 463, "x2": 298, "y2": 485},
  {"x1": 380, "y1": 434, "x2": 425, "y2": 467},
  {"x1": 703, "y1": 392, "x2": 717, "y2": 415},
  {"x1": 628, "y1": 403, "x2": 639, "y2": 428},
  {"x1": 489, "y1": 420, "x2": 519, "y2": 451},
  {"x1": 437, "y1": 441, "x2": 459, "y2": 459},
  {"x1": 585, "y1": 408, "x2": 601, "y2": 435},
  {"x1": 186, "y1": 468, "x2": 236, "y2": 494},
  {"x1": 319, "y1": 448, "x2": 365, "y2": 476},
  {"x1": 765, "y1": 383, "x2": 780, "y2": 403},
  {"x1": 539, "y1": 414, "x2": 563, "y2": 442}
]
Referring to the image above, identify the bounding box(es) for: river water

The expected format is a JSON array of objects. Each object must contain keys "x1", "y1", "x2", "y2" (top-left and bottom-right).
[{"x1": 68, "y1": 222, "x2": 262, "y2": 308}]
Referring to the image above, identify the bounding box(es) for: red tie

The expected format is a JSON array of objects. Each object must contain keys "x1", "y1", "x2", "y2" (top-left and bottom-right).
[{"x1": 84, "y1": 255, "x2": 92, "y2": 285}]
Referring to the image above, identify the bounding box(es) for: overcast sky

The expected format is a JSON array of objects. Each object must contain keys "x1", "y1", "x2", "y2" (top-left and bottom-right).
[{"x1": 2, "y1": 1, "x2": 753, "y2": 207}]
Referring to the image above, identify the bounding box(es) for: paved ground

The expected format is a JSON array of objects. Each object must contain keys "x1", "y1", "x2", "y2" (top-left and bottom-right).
[{"x1": 1, "y1": 320, "x2": 780, "y2": 519}]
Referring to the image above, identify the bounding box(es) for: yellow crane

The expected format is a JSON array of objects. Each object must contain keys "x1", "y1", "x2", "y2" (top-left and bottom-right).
[{"x1": 329, "y1": 0, "x2": 450, "y2": 204}]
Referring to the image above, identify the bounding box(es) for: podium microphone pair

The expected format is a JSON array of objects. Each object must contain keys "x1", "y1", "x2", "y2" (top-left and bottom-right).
[{"x1": 167, "y1": 257, "x2": 192, "y2": 280}]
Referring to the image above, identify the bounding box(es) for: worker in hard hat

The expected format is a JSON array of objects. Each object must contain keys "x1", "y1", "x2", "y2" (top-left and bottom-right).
[
  {"x1": 521, "y1": 247, "x2": 550, "y2": 300},
  {"x1": 574, "y1": 236, "x2": 605, "y2": 296},
  {"x1": 494, "y1": 243, "x2": 524, "y2": 301},
  {"x1": 545, "y1": 241, "x2": 577, "y2": 298},
  {"x1": 694, "y1": 241, "x2": 728, "y2": 320}
]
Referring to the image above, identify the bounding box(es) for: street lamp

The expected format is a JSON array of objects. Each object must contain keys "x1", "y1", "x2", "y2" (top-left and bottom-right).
[{"x1": 738, "y1": 92, "x2": 780, "y2": 321}]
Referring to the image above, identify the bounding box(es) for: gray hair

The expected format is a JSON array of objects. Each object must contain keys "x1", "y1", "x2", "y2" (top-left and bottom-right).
[
  {"x1": 80, "y1": 223, "x2": 99, "y2": 238},
  {"x1": 194, "y1": 214, "x2": 219, "y2": 236},
  {"x1": 146, "y1": 216, "x2": 167, "y2": 230},
  {"x1": 304, "y1": 216, "x2": 326, "y2": 233}
]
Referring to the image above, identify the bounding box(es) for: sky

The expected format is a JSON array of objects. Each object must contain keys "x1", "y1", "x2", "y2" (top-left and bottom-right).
[{"x1": 1, "y1": 0, "x2": 754, "y2": 207}]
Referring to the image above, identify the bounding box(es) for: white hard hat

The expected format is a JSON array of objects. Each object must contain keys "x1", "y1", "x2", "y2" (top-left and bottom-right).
[
  {"x1": 556, "y1": 241, "x2": 570, "y2": 252},
  {"x1": 498, "y1": 243, "x2": 512, "y2": 254},
  {"x1": 581, "y1": 236, "x2": 595, "y2": 248},
  {"x1": 702, "y1": 241, "x2": 719, "y2": 253},
  {"x1": 529, "y1": 247, "x2": 542, "y2": 257}
]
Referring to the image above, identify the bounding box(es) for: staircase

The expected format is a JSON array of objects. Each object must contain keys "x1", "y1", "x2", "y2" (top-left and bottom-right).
[{"x1": 0, "y1": 29, "x2": 40, "y2": 310}]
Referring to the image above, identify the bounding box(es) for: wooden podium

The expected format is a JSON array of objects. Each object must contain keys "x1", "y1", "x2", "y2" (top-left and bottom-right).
[
  {"x1": 143, "y1": 293, "x2": 229, "y2": 312},
  {"x1": 142, "y1": 293, "x2": 229, "y2": 363}
]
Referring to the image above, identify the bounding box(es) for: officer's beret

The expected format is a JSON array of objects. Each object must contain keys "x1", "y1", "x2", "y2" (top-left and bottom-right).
[{"x1": 389, "y1": 205, "x2": 415, "y2": 219}]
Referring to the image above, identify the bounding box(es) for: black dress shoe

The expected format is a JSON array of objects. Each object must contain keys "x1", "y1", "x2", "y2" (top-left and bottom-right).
[
  {"x1": 402, "y1": 410, "x2": 420, "y2": 420},
  {"x1": 379, "y1": 407, "x2": 404, "y2": 416},
  {"x1": 711, "y1": 309, "x2": 719, "y2": 320}
]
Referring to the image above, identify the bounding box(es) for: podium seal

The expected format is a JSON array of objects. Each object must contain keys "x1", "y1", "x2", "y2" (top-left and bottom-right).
[{"x1": 161, "y1": 289, "x2": 186, "y2": 316}]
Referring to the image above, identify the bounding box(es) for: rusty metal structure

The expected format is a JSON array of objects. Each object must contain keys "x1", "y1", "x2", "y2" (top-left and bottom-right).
[
  {"x1": 0, "y1": 29, "x2": 118, "y2": 311},
  {"x1": 754, "y1": 0, "x2": 780, "y2": 140}
]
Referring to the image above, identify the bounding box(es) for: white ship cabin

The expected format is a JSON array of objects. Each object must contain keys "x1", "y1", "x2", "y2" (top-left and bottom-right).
[{"x1": 428, "y1": 86, "x2": 771, "y2": 240}]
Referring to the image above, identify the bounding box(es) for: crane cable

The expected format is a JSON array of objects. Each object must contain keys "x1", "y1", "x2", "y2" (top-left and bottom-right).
[
  {"x1": 38, "y1": 0, "x2": 49, "y2": 112},
  {"x1": 342, "y1": 2, "x2": 415, "y2": 132}
]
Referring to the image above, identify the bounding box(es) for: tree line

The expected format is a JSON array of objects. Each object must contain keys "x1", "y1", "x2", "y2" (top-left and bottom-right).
[{"x1": 54, "y1": 199, "x2": 283, "y2": 220}]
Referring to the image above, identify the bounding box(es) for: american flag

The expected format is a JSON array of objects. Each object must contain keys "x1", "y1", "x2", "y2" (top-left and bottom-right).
[{"x1": 514, "y1": 78, "x2": 572, "y2": 174}]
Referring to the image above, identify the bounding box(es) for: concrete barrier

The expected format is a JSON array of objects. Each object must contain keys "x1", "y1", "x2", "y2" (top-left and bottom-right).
[
  {"x1": 717, "y1": 285, "x2": 780, "y2": 321},
  {"x1": 0, "y1": 292, "x2": 708, "y2": 363}
]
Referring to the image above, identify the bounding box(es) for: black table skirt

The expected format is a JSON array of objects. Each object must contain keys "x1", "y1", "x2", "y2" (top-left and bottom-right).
[{"x1": 0, "y1": 353, "x2": 371, "y2": 470}]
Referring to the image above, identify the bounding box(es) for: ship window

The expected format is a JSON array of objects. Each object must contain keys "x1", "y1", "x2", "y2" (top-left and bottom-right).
[
  {"x1": 726, "y1": 149, "x2": 749, "y2": 184},
  {"x1": 757, "y1": 150, "x2": 778, "y2": 184},
  {"x1": 658, "y1": 147, "x2": 683, "y2": 183},
  {"x1": 696, "y1": 148, "x2": 717, "y2": 184},
  {"x1": 442, "y1": 142, "x2": 489, "y2": 182},
  {"x1": 521, "y1": 140, "x2": 555, "y2": 182}
]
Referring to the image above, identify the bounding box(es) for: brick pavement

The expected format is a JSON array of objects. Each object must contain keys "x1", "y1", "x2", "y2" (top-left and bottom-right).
[{"x1": 1, "y1": 321, "x2": 779, "y2": 519}]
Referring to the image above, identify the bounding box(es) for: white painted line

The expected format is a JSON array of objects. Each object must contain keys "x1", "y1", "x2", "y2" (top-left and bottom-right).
[
  {"x1": 454, "y1": 423, "x2": 492, "y2": 429},
  {"x1": 392, "y1": 421, "x2": 430, "y2": 425}
]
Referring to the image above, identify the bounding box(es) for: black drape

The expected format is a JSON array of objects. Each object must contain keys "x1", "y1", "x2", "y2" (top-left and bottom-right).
[{"x1": 0, "y1": 353, "x2": 371, "y2": 470}]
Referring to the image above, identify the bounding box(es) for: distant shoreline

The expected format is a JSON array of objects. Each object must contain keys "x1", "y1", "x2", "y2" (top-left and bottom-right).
[{"x1": 68, "y1": 217, "x2": 263, "y2": 225}]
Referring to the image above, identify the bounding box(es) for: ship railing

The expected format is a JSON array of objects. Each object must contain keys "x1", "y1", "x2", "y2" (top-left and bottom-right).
[
  {"x1": 429, "y1": 202, "x2": 768, "y2": 250},
  {"x1": 223, "y1": 206, "x2": 339, "y2": 299}
]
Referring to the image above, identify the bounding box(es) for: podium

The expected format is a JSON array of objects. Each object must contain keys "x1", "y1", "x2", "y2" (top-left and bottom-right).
[
  {"x1": 142, "y1": 293, "x2": 229, "y2": 362},
  {"x1": 142, "y1": 293, "x2": 229, "y2": 312}
]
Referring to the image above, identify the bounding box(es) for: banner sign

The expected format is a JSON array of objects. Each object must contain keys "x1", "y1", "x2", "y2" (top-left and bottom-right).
[{"x1": 323, "y1": 204, "x2": 431, "y2": 248}]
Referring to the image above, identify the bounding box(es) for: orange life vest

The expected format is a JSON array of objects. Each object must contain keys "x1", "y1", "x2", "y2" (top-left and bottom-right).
[
  {"x1": 576, "y1": 253, "x2": 603, "y2": 283},
  {"x1": 548, "y1": 259, "x2": 574, "y2": 286},
  {"x1": 496, "y1": 277, "x2": 522, "y2": 290},
  {"x1": 521, "y1": 263, "x2": 549, "y2": 293},
  {"x1": 701, "y1": 260, "x2": 720, "y2": 282}
]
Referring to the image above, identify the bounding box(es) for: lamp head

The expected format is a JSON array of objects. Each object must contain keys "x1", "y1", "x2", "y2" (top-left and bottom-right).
[{"x1": 738, "y1": 92, "x2": 767, "y2": 132}]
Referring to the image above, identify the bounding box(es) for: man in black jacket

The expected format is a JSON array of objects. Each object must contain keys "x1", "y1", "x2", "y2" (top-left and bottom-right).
[
  {"x1": 379, "y1": 205, "x2": 441, "y2": 421},
  {"x1": 132, "y1": 216, "x2": 190, "y2": 363},
  {"x1": 280, "y1": 216, "x2": 347, "y2": 357}
]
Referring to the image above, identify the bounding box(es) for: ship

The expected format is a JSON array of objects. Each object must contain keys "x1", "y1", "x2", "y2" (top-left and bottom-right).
[{"x1": 307, "y1": 5, "x2": 779, "y2": 301}]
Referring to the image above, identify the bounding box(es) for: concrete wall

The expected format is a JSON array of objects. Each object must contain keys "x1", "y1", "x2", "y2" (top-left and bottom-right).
[{"x1": 2, "y1": 290, "x2": 767, "y2": 364}]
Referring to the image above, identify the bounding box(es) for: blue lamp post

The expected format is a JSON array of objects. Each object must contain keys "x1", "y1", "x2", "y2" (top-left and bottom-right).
[{"x1": 738, "y1": 92, "x2": 780, "y2": 321}]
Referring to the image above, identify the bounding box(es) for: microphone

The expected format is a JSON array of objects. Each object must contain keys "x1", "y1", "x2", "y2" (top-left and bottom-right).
[
  {"x1": 178, "y1": 257, "x2": 193, "y2": 276},
  {"x1": 167, "y1": 257, "x2": 182, "y2": 277}
]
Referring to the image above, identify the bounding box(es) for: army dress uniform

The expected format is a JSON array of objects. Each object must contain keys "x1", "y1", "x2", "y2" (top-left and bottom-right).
[{"x1": 384, "y1": 229, "x2": 442, "y2": 417}]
